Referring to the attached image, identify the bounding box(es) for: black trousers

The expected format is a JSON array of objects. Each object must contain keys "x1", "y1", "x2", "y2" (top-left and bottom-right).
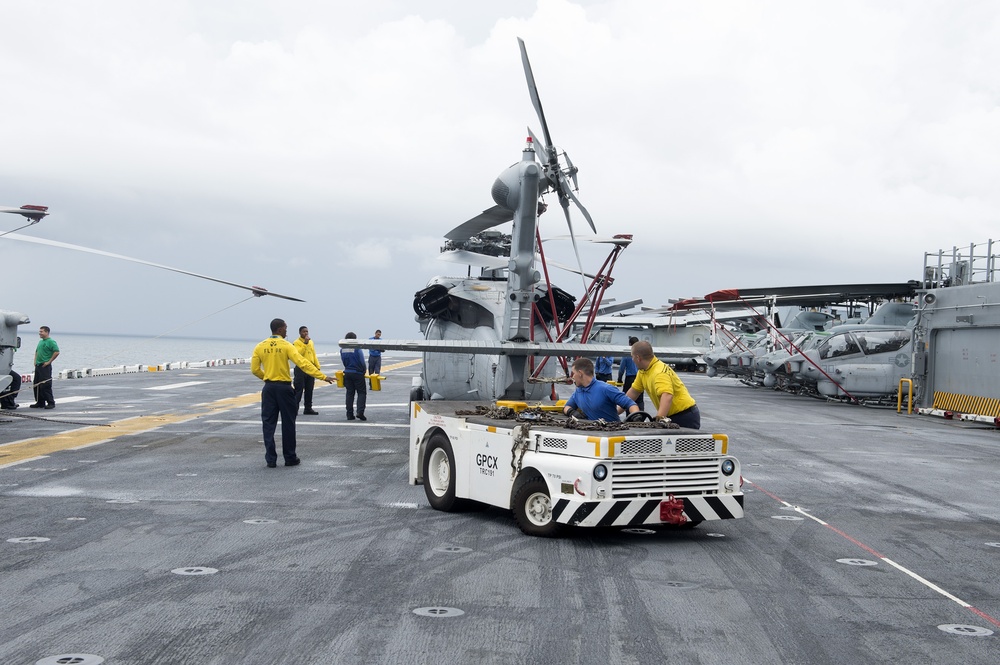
[
  {"x1": 33, "y1": 363, "x2": 54, "y2": 406},
  {"x1": 293, "y1": 367, "x2": 315, "y2": 410},
  {"x1": 367, "y1": 354, "x2": 381, "y2": 376},
  {"x1": 1, "y1": 371, "x2": 21, "y2": 409},
  {"x1": 261, "y1": 381, "x2": 297, "y2": 463},
  {"x1": 344, "y1": 372, "x2": 367, "y2": 417},
  {"x1": 670, "y1": 404, "x2": 701, "y2": 430},
  {"x1": 622, "y1": 375, "x2": 644, "y2": 411}
]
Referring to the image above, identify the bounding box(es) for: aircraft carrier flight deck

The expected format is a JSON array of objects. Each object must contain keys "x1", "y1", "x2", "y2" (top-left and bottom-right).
[{"x1": 2, "y1": 354, "x2": 998, "y2": 664}]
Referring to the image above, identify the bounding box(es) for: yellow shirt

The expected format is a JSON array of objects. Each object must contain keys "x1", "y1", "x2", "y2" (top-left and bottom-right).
[
  {"x1": 251, "y1": 336, "x2": 327, "y2": 383},
  {"x1": 293, "y1": 337, "x2": 319, "y2": 368},
  {"x1": 632, "y1": 357, "x2": 696, "y2": 416}
]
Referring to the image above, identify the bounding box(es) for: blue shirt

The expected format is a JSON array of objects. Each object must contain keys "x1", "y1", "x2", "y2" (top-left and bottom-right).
[
  {"x1": 617, "y1": 356, "x2": 637, "y2": 381},
  {"x1": 369, "y1": 336, "x2": 382, "y2": 357},
  {"x1": 565, "y1": 379, "x2": 636, "y2": 421},
  {"x1": 341, "y1": 348, "x2": 366, "y2": 374},
  {"x1": 595, "y1": 356, "x2": 613, "y2": 375}
]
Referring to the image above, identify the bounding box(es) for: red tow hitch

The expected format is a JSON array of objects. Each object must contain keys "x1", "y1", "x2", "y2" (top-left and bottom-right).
[{"x1": 659, "y1": 494, "x2": 687, "y2": 525}]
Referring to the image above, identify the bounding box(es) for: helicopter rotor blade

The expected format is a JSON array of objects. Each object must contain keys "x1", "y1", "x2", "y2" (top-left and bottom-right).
[
  {"x1": 445, "y1": 205, "x2": 514, "y2": 242},
  {"x1": 558, "y1": 199, "x2": 589, "y2": 293},
  {"x1": 558, "y1": 171, "x2": 597, "y2": 234},
  {"x1": 563, "y1": 151, "x2": 580, "y2": 190},
  {"x1": 518, "y1": 38, "x2": 556, "y2": 167},
  {"x1": 527, "y1": 127, "x2": 550, "y2": 164},
  {"x1": 4, "y1": 233, "x2": 305, "y2": 301}
]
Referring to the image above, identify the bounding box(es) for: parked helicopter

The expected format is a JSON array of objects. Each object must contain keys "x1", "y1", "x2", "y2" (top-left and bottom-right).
[
  {"x1": 775, "y1": 300, "x2": 916, "y2": 400},
  {"x1": 340, "y1": 38, "x2": 640, "y2": 401},
  {"x1": 672, "y1": 284, "x2": 920, "y2": 400}
]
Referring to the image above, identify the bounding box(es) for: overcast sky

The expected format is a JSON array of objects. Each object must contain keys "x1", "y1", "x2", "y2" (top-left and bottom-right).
[{"x1": 2, "y1": 0, "x2": 997, "y2": 346}]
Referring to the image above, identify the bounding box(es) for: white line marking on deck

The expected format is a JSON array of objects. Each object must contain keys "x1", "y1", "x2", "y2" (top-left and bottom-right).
[{"x1": 145, "y1": 381, "x2": 209, "y2": 391}]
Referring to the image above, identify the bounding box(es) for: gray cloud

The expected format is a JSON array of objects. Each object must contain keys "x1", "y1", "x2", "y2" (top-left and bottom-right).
[{"x1": 2, "y1": 0, "x2": 997, "y2": 345}]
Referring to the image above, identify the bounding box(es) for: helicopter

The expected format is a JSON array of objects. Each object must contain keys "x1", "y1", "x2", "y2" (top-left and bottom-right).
[
  {"x1": 340, "y1": 38, "x2": 641, "y2": 401},
  {"x1": 672, "y1": 284, "x2": 920, "y2": 400},
  {"x1": 775, "y1": 300, "x2": 917, "y2": 400}
]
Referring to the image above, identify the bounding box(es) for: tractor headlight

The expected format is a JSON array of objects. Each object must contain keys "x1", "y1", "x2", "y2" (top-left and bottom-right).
[
  {"x1": 593, "y1": 464, "x2": 608, "y2": 481},
  {"x1": 721, "y1": 459, "x2": 736, "y2": 476}
]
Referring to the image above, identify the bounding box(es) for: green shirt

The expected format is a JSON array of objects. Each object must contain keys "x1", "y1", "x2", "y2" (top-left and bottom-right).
[{"x1": 35, "y1": 337, "x2": 59, "y2": 365}]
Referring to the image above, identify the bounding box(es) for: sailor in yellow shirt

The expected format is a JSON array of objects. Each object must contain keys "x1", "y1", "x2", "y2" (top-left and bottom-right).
[
  {"x1": 293, "y1": 325, "x2": 321, "y2": 415},
  {"x1": 251, "y1": 318, "x2": 334, "y2": 468},
  {"x1": 625, "y1": 340, "x2": 701, "y2": 429}
]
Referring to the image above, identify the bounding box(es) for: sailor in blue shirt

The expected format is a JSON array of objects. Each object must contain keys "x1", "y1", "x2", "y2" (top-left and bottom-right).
[
  {"x1": 340, "y1": 331, "x2": 368, "y2": 421},
  {"x1": 563, "y1": 357, "x2": 639, "y2": 422},
  {"x1": 616, "y1": 336, "x2": 644, "y2": 411},
  {"x1": 594, "y1": 355, "x2": 613, "y2": 382}
]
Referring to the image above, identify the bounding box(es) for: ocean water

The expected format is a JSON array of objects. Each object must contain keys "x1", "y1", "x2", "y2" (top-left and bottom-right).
[{"x1": 10, "y1": 332, "x2": 347, "y2": 374}]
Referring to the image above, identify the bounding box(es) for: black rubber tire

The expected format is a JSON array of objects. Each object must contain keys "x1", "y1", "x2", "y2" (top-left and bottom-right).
[
  {"x1": 679, "y1": 520, "x2": 703, "y2": 529},
  {"x1": 409, "y1": 386, "x2": 424, "y2": 402},
  {"x1": 422, "y1": 433, "x2": 459, "y2": 512},
  {"x1": 512, "y1": 476, "x2": 562, "y2": 537}
]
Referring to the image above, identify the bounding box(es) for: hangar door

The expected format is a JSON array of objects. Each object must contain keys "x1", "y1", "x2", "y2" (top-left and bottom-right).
[{"x1": 929, "y1": 327, "x2": 1000, "y2": 416}]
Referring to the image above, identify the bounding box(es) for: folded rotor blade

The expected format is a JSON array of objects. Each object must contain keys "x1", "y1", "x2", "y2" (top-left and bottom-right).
[
  {"x1": 563, "y1": 152, "x2": 579, "y2": 190},
  {"x1": 527, "y1": 126, "x2": 550, "y2": 163},
  {"x1": 545, "y1": 259, "x2": 597, "y2": 280},
  {"x1": 4, "y1": 233, "x2": 305, "y2": 301},
  {"x1": 559, "y1": 202, "x2": 588, "y2": 293},
  {"x1": 543, "y1": 235, "x2": 631, "y2": 246},
  {"x1": 445, "y1": 205, "x2": 515, "y2": 241},
  {"x1": 437, "y1": 250, "x2": 508, "y2": 271},
  {"x1": 518, "y1": 38, "x2": 555, "y2": 163},
  {"x1": 558, "y1": 171, "x2": 597, "y2": 233}
]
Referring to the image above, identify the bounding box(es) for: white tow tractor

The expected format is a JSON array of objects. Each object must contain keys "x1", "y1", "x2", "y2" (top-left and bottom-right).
[{"x1": 409, "y1": 401, "x2": 744, "y2": 537}]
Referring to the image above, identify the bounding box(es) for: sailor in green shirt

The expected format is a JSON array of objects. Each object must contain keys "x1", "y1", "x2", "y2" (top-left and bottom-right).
[{"x1": 31, "y1": 326, "x2": 60, "y2": 409}]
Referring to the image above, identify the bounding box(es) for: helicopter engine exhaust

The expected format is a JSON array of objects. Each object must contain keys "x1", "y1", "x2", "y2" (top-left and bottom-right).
[{"x1": 413, "y1": 284, "x2": 452, "y2": 319}]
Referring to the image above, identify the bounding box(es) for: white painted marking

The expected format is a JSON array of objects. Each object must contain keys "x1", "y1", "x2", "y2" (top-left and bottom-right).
[
  {"x1": 310, "y1": 402, "x2": 409, "y2": 408},
  {"x1": 881, "y1": 557, "x2": 973, "y2": 607},
  {"x1": 0, "y1": 456, "x2": 49, "y2": 469},
  {"x1": 50, "y1": 396, "x2": 98, "y2": 404},
  {"x1": 146, "y1": 381, "x2": 208, "y2": 391},
  {"x1": 754, "y1": 479, "x2": 992, "y2": 620},
  {"x1": 68, "y1": 439, "x2": 114, "y2": 450},
  {"x1": 203, "y1": 420, "x2": 409, "y2": 429},
  {"x1": 9, "y1": 485, "x2": 83, "y2": 497}
]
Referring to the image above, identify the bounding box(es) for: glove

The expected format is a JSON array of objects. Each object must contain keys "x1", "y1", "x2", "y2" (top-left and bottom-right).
[
  {"x1": 569, "y1": 408, "x2": 588, "y2": 419},
  {"x1": 657, "y1": 417, "x2": 673, "y2": 427}
]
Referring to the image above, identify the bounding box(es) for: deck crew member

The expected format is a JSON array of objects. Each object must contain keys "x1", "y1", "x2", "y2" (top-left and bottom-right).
[
  {"x1": 341, "y1": 332, "x2": 367, "y2": 421},
  {"x1": 563, "y1": 357, "x2": 639, "y2": 421},
  {"x1": 367, "y1": 329, "x2": 383, "y2": 376},
  {"x1": 252, "y1": 318, "x2": 334, "y2": 468},
  {"x1": 30, "y1": 326, "x2": 59, "y2": 409},
  {"x1": 594, "y1": 355, "x2": 613, "y2": 382},
  {"x1": 293, "y1": 325, "x2": 320, "y2": 415},
  {"x1": 625, "y1": 340, "x2": 701, "y2": 429},
  {"x1": 616, "y1": 336, "x2": 644, "y2": 411}
]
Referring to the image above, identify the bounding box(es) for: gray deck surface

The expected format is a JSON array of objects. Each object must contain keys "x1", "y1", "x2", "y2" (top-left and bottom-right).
[{"x1": 2, "y1": 355, "x2": 998, "y2": 664}]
